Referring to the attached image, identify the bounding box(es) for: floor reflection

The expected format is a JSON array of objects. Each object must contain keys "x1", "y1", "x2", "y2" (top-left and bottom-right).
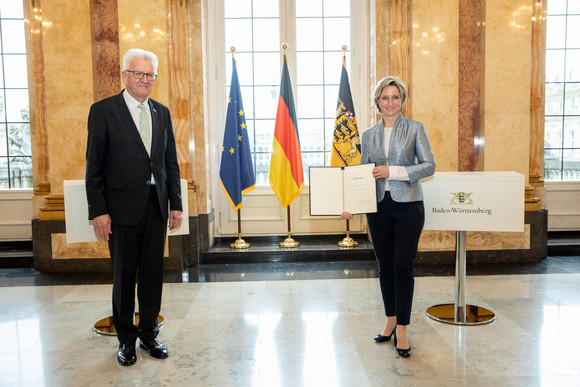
[
  {"x1": 1, "y1": 319, "x2": 43, "y2": 386},
  {"x1": 541, "y1": 304, "x2": 580, "y2": 379},
  {"x1": 2, "y1": 266, "x2": 580, "y2": 385},
  {"x1": 301, "y1": 312, "x2": 339, "y2": 384}
]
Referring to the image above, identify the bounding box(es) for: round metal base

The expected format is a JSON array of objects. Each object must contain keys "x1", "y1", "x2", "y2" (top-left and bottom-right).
[
  {"x1": 93, "y1": 314, "x2": 165, "y2": 336},
  {"x1": 230, "y1": 238, "x2": 250, "y2": 249},
  {"x1": 280, "y1": 237, "x2": 299, "y2": 248},
  {"x1": 426, "y1": 304, "x2": 495, "y2": 326},
  {"x1": 338, "y1": 237, "x2": 358, "y2": 247}
]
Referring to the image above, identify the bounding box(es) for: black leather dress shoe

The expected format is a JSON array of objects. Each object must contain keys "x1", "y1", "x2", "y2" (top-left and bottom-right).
[
  {"x1": 374, "y1": 326, "x2": 396, "y2": 343},
  {"x1": 393, "y1": 330, "x2": 411, "y2": 357},
  {"x1": 139, "y1": 338, "x2": 169, "y2": 359},
  {"x1": 117, "y1": 344, "x2": 137, "y2": 366},
  {"x1": 396, "y1": 347, "x2": 411, "y2": 357}
]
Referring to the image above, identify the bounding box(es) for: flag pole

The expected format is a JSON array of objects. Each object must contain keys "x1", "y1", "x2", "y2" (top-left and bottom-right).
[
  {"x1": 338, "y1": 218, "x2": 358, "y2": 247},
  {"x1": 222, "y1": 46, "x2": 250, "y2": 250},
  {"x1": 280, "y1": 205, "x2": 299, "y2": 247},
  {"x1": 336, "y1": 45, "x2": 358, "y2": 248},
  {"x1": 231, "y1": 208, "x2": 250, "y2": 249},
  {"x1": 272, "y1": 43, "x2": 300, "y2": 248}
]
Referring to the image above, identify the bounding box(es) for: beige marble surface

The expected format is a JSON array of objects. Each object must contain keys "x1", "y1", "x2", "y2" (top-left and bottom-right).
[
  {"x1": 118, "y1": 0, "x2": 169, "y2": 104},
  {"x1": 412, "y1": 0, "x2": 459, "y2": 172},
  {"x1": 51, "y1": 234, "x2": 171, "y2": 259},
  {"x1": 41, "y1": 0, "x2": 94, "y2": 192},
  {"x1": 2, "y1": 273, "x2": 580, "y2": 385},
  {"x1": 484, "y1": 0, "x2": 532, "y2": 179},
  {"x1": 419, "y1": 225, "x2": 530, "y2": 251}
]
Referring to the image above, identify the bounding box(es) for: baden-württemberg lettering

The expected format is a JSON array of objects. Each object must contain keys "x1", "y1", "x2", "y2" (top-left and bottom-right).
[{"x1": 432, "y1": 207, "x2": 492, "y2": 215}]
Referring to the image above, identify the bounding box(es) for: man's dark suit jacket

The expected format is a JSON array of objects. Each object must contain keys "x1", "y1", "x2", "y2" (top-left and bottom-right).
[{"x1": 85, "y1": 91, "x2": 182, "y2": 225}]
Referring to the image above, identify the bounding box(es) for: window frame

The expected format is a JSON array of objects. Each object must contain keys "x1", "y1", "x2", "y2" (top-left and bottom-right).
[
  {"x1": 545, "y1": 1, "x2": 580, "y2": 181},
  {"x1": 208, "y1": 0, "x2": 370, "y2": 236},
  {"x1": 0, "y1": 2, "x2": 31, "y2": 190}
]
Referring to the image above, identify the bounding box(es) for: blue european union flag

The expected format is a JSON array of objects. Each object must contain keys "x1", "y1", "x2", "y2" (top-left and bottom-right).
[{"x1": 220, "y1": 57, "x2": 256, "y2": 210}]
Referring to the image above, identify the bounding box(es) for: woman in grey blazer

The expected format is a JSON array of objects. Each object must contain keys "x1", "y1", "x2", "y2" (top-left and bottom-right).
[{"x1": 342, "y1": 76, "x2": 435, "y2": 357}]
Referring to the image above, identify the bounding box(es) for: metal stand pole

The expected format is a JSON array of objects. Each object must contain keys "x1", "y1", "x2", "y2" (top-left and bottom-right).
[
  {"x1": 455, "y1": 230, "x2": 466, "y2": 323},
  {"x1": 231, "y1": 209, "x2": 250, "y2": 249},
  {"x1": 426, "y1": 230, "x2": 495, "y2": 325},
  {"x1": 280, "y1": 206, "x2": 299, "y2": 247}
]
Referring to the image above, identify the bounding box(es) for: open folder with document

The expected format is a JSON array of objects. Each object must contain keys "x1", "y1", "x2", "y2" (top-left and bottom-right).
[{"x1": 309, "y1": 163, "x2": 377, "y2": 216}]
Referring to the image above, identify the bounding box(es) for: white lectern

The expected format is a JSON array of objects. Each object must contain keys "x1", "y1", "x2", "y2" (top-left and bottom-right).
[{"x1": 421, "y1": 172, "x2": 524, "y2": 325}]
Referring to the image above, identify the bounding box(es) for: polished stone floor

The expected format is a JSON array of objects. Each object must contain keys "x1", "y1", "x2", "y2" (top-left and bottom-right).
[{"x1": 2, "y1": 258, "x2": 580, "y2": 386}]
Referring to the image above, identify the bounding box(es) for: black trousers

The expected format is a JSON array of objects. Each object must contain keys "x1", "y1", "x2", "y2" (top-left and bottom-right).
[
  {"x1": 108, "y1": 187, "x2": 167, "y2": 345},
  {"x1": 366, "y1": 193, "x2": 425, "y2": 326}
]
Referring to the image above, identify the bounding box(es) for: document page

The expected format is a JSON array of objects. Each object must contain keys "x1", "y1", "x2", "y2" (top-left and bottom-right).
[
  {"x1": 309, "y1": 163, "x2": 377, "y2": 216},
  {"x1": 343, "y1": 163, "x2": 377, "y2": 214},
  {"x1": 309, "y1": 167, "x2": 344, "y2": 215}
]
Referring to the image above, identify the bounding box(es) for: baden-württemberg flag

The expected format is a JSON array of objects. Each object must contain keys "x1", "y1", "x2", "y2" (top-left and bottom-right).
[
  {"x1": 269, "y1": 54, "x2": 304, "y2": 208},
  {"x1": 219, "y1": 57, "x2": 256, "y2": 210},
  {"x1": 330, "y1": 54, "x2": 360, "y2": 166}
]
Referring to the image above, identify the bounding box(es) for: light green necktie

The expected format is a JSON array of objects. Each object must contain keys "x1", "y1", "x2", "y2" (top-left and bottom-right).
[{"x1": 137, "y1": 103, "x2": 151, "y2": 155}]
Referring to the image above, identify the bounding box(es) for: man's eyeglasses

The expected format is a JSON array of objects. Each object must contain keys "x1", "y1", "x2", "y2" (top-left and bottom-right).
[{"x1": 125, "y1": 70, "x2": 157, "y2": 81}]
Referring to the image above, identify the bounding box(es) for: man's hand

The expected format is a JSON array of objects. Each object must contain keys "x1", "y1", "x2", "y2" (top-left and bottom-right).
[
  {"x1": 92, "y1": 214, "x2": 112, "y2": 242},
  {"x1": 169, "y1": 210, "x2": 183, "y2": 230}
]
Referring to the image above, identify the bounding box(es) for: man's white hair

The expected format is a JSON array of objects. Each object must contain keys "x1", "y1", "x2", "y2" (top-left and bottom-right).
[{"x1": 122, "y1": 48, "x2": 159, "y2": 74}]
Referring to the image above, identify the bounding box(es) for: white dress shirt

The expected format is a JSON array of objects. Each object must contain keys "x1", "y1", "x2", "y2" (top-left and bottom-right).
[
  {"x1": 123, "y1": 90, "x2": 155, "y2": 184},
  {"x1": 384, "y1": 126, "x2": 410, "y2": 191}
]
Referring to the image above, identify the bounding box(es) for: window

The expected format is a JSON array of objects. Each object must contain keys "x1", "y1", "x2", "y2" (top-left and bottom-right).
[
  {"x1": 545, "y1": 0, "x2": 580, "y2": 180},
  {"x1": 0, "y1": 1, "x2": 30, "y2": 189},
  {"x1": 224, "y1": 0, "x2": 352, "y2": 185}
]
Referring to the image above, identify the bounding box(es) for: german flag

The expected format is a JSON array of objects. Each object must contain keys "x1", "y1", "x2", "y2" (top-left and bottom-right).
[{"x1": 269, "y1": 54, "x2": 304, "y2": 208}]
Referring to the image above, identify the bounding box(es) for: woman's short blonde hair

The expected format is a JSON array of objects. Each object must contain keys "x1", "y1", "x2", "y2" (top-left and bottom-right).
[{"x1": 373, "y1": 76, "x2": 407, "y2": 114}]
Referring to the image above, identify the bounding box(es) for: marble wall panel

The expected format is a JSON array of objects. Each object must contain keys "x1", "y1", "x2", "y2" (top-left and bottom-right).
[
  {"x1": 52, "y1": 234, "x2": 110, "y2": 259},
  {"x1": 118, "y1": 0, "x2": 169, "y2": 105},
  {"x1": 418, "y1": 225, "x2": 531, "y2": 251},
  {"x1": 485, "y1": 37, "x2": 532, "y2": 114},
  {"x1": 484, "y1": 112, "x2": 530, "y2": 176},
  {"x1": 49, "y1": 119, "x2": 88, "y2": 185},
  {"x1": 42, "y1": 1, "x2": 93, "y2": 194},
  {"x1": 418, "y1": 230, "x2": 456, "y2": 251},
  {"x1": 484, "y1": 1, "x2": 532, "y2": 179},
  {"x1": 187, "y1": 0, "x2": 208, "y2": 215},
  {"x1": 412, "y1": 0, "x2": 459, "y2": 172},
  {"x1": 51, "y1": 234, "x2": 170, "y2": 259},
  {"x1": 486, "y1": 0, "x2": 533, "y2": 38}
]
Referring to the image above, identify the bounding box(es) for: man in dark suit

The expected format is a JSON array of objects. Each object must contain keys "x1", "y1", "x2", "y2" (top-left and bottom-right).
[{"x1": 85, "y1": 48, "x2": 183, "y2": 366}]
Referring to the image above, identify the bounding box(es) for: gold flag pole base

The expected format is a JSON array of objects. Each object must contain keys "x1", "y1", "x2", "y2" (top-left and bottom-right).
[
  {"x1": 230, "y1": 211, "x2": 250, "y2": 249},
  {"x1": 338, "y1": 237, "x2": 358, "y2": 247},
  {"x1": 231, "y1": 238, "x2": 250, "y2": 249},
  {"x1": 280, "y1": 232, "x2": 299, "y2": 248},
  {"x1": 338, "y1": 229, "x2": 358, "y2": 247},
  {"x1": 338, "y1": 220, "x2": 358, "y2": 247},
  {"x1": 230, "y1": 234, "x2": 250, "y2": 249}
]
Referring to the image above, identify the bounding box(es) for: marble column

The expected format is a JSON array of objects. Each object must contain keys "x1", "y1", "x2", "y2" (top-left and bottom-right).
[
  {"x1": 166, "y1": 0, "x2": 192, "y2": 187},
  {"x1": 24, "y1": 1, "x2": 51, "y2": 218},
  {"x1": 390, "y1": 0, "x2": 412, "y2": 117},
  {"x1": 89, "y1": 0, "x2": 120, "y2": 101},
  {"x1": 528, "y1": 0, "x2": 547, "y2": 210},
  {"x1": 458, "y1": 0, "x2": 485, "y2": 171}
]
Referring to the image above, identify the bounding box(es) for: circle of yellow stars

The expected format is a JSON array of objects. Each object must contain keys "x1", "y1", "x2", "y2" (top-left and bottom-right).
[{"x1": 222, "y1": 99, "x2": 247, "y2": 156}]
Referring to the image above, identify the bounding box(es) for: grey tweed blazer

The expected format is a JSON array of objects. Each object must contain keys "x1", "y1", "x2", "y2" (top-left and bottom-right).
[{"x1": 361, "y1": 114, "x2": 436, "y2": 203}]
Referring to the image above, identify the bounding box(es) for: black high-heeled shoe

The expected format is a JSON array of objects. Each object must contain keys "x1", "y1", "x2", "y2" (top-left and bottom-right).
[
  {"x1": 393, "y1": 329, "x2": 411, "y2": 357},
  {"x1": 374, "y1": 325, "x2": 396, "y2": 343}
]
